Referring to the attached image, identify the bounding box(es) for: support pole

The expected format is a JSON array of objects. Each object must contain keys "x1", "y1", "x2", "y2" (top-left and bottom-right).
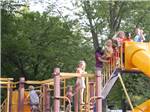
[
  {"x1": 118, "y1": 73, "x2": 134, "y2": 111},
  {"x1": 46, "y1": 89, "x2": 50, "y2": 112},
  {"x1": 7, "y1": 79, "x2": 12, "y2": 112},
  {"x1": 9, "y1": 83, "x2": 13, "y2": 112},
  {"x1": 42, "y1": 84, "x2": 49, "y2": 112},
  {"x1": 85, "y1": 77, "x2": 89, "y2": 112},
  {"x1": 96, "y1": 73, "x2": 102, "y2": 112},
  {"x1": 18, "y1": 77, "x2": 25, "y2": 112},
  {"x1": 43, "y1": 84, "x2": 50, "y2": 112},
  {"x1": 63, "y1": 79, "x2": 66, "y2": 112},
  {"x1": 74, "y1": 83, "x2": 79, "y2": 112},
  {"x1": 89, "y1": 80, "x2": 94, "y2": 112},
  {"x1": 53, "y1": 68, "x2": 60, "y2": 112}
]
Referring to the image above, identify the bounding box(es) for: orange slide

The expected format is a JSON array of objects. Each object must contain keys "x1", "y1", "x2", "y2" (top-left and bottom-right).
[{"x1": 12, "y1": 91, "x2": 31, "y2": 112}]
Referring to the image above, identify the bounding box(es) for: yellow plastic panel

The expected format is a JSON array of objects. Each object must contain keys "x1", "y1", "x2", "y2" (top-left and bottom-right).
[
  {"x1": 125, "y1": 42, "x2": 150, "y2": 77},
  {"x1": 133, "y1": 99, "x2": 150, "y2": 112},
  {"x1": 11, "y1": 91, "x2": 31, "y2": 112}
]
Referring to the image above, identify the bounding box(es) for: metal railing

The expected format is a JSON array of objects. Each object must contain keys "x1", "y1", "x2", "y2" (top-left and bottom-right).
[{"x1": 0, "y1": 99, "x2": 7, "y2": 112}]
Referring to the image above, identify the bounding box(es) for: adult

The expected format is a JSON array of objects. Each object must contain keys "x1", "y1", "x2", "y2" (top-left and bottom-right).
[{"x1": 95, "y1": 47, "x2": 109, "y2": 76}]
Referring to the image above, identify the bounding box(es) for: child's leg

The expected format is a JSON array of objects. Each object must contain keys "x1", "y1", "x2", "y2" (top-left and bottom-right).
[
  {"x1": 66, "y1": 104, "x2": 71, "y2": 112},
  {"x1": 80, "y1": 88, "x2": 84, "y2": 104}
]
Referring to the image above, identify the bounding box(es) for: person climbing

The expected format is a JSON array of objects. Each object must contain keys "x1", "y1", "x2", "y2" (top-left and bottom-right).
[
  {"x1": 65, "y1": 86, "x2": 73, "y2": 112},
  {"x1": 75, "y1": 60, "x2": 87, "y2": 104},
  {"x1": 95, "y1": 47, "x2": 109, "y2": 76},
  {"x1": 28, "y1": 85, "x2": 40, "y2": 112}
]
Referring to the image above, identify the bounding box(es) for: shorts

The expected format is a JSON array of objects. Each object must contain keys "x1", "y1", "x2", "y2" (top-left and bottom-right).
[
  {"x1": 95, "y1": 67, "x2": 102, "y2": 76},
  {"x1": 31, "y1": 104, "x2": 39, "y2": 112},
  {"x1": 76, "y1": 78, "x2": 85, "y2": 88}
]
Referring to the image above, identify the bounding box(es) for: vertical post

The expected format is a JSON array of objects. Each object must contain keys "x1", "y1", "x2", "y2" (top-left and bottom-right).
[
  {"x1": 18, "y1": 77, "x2": 25, "y2": 112},
  {"x1": 53, "y1": 68, "x2": 60, "y2": 112},
  {"x1": 96, "y1": 73, "x2": 102, "y2": 112},
  {"x1": 42, "y1": 84, "x2": 46, "y2": 112},
  {"x1": 63, "y1": 79, "x2": 66, "y2": 112},
  {"x1": 43, "y1": 84, "x2": 50, "y2": 112},
  {"x1": 85, "y1": 77, "x2": 89, "y2": 112},
  {"x1": 46, "y1": 89, "x2": 50, "y2": 112},
  {"x1": 74, "y1": 83, "x2": 79, "y2": 112},
  {"x1": 7, "y1": 79, "x2": 12, "y2": 112},
  {"x1": 9, "y1": 82, "x2": 13, "y2": 112},
  {"x1": 40, "y1": 86, "x2": 43, "y2": 111},
  {"x1": 89, "y1": 80, "x2": 94, "y2": 112}
]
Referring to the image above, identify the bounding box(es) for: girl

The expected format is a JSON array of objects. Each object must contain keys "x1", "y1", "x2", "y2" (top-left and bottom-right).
[{"x1": 76, "y1": 60, "x2": 87, "y2": 104}]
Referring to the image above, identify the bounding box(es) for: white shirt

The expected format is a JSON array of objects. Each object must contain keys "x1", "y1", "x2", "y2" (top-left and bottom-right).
[{"x1": 29, "y1": 90, "x2": 39, "y2": 105}]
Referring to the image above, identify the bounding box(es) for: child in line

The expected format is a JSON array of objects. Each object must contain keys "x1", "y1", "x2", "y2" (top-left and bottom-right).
[
  {"x1": 28, "y1": 86, "x2": 41, "y2": 112},
  {"x1": 103, "y1": 39, "x2": 113, "y2": 59},
  {"x1": 65, "y1": 86, "x2": 74, "y2": 112},
  {"x1": 134, "y1": 28, "x2": 145, "y2": 42},
  {"x1": 76, "y1": 60, "x2": 87, "y2": 104}
]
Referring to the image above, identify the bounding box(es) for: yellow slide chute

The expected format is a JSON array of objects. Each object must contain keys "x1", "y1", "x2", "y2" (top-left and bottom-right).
[
  {"x1": 125, "y1": 42, "x2": 150, "y2": 112},
  {"x1": 133, "y1": 100, "x2": 150, "y2": 112},
  {"x1": 125, "y1": 42, "x2": 150, "y2": 77}
]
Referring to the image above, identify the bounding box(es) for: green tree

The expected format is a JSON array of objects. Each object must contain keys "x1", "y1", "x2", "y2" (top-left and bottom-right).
[{"x1": 2, "y1": 6, "x2": 94, "y2": 80}]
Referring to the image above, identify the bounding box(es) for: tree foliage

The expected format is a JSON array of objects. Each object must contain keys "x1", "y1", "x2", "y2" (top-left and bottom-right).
[{"x1": 1, "y1": 3, "x2": 94, "y2": 80}]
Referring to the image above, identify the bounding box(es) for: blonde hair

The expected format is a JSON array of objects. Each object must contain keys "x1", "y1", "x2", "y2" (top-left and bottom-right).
[
  {"x1": 29, "y1": 85, "x2": 34, "y2": 90},
  {"x1": 78, "y1": 60, "x2": 86, "y2": 71}
]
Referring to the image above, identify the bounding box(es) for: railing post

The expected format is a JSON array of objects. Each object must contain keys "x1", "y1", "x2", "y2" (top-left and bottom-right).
[
  {"x1": 9, "y1": 83, "x2": 13, "y2": 112},
  {"x1": 43, "y1": 84, "x2": 50, "y2": 112},
  {"x1": 53, "y1": 68, "x2": 60, "y2": 112},
  {"x1": 42, "y1": 84, "x2": 46, "y2": 112},
  {"x1": 18, "y1": 77, "x2": 25, "y2": 112},
  {"x1": 74, "y1": 83, "x2": 79, "y2": 112},
  {"x1": 46, "y1": 89, "x2": 51, "y2": 112},
  {"x1": 89, "y1": 80, "x2": 94, "y2": 111},
  {"x1": 96, "y1": 73, "x2": 102, "y2": 112},
  {"x1": 7, "y1": 79, "x2": 12, "y2": 112}
]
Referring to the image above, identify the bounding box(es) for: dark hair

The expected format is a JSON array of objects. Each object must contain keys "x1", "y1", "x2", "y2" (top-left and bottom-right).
[
  {"x1": 125, "y1": 32, "x2": 131, "y2": 37},
  {"x1": 95, "y1": 47, "x2": 104, "y2": 55}
]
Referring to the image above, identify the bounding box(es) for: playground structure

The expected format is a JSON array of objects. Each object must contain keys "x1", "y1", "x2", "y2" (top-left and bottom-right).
[{"x1": 0, "y1": 42, "x2": 150, "y2": 112}]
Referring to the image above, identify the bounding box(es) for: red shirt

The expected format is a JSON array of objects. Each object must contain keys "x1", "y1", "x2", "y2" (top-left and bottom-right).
[{"x1": 123, "y1": 38, "x2": 133, "y2": 42}]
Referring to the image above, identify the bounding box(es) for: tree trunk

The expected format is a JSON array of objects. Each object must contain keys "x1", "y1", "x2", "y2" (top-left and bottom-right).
[
  {"x1": 83, "y1": 1, "x2": 99, "y2": 50},
  {"x1": 108, "y1": 1, "x2": 124, "y2": 37}
]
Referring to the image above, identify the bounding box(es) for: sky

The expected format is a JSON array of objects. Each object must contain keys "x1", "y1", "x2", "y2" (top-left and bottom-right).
[{"x1": 18, "y1": 0, "x2": 75, "y2": 15}]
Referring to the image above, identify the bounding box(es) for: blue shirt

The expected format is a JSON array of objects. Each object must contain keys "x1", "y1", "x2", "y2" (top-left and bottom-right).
[
  {"x1": 29, "y1": 90, "x2": 39, "y2": 105},
  {"x1": 134, "y1": 35, "x2": 142, "y2": 42}
]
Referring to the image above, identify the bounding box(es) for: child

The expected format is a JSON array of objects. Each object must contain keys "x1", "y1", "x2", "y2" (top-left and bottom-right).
[
  {"x1": 76, "y1": 60, "x2": 87, "y2": 104},
  {"x1": 28, "y1": 86, "x2": 40, "y2": 112},
  {"x1": 65, "y1": 86, "x2": 73, "y2": 112},
  {"x1": 103, "y1": 39, "x2": 113, "y2": 59},
  {"x1": 134, "y1": 28, "x2": 145, "y2": 42}
]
